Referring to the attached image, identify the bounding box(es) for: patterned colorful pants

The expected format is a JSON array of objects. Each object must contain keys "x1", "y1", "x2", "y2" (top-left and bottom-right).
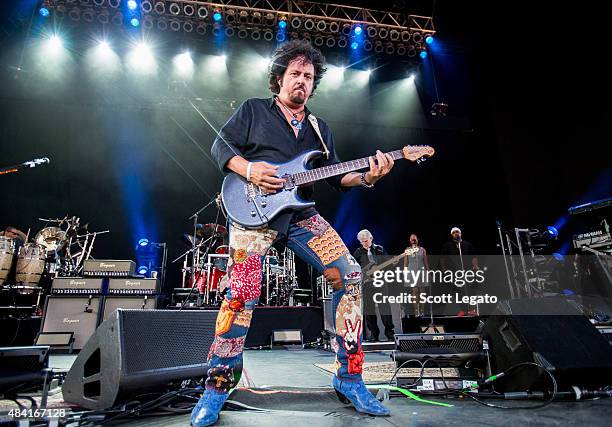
[{"x1": 205, "y1": 214, "x2": 364, "y2": 392}]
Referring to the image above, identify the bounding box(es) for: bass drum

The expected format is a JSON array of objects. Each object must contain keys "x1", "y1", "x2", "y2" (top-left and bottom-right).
[
  {"x1": 16, "y1": 244, "x2": 46, "y2": 288},
  {"x1": 0, "y1": 236, "x2": 15, "y2": 287}
]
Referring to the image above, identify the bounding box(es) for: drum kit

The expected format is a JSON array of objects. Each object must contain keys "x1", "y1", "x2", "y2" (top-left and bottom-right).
[
  {"x1": 0, "y1": 216, "x2": 108, "y2": 314},
  {"x1": 177, "y1": 222, "x2": 299, "y2": 307}
]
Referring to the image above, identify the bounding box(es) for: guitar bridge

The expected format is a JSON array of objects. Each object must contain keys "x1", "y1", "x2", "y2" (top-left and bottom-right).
[{"x1": 282, "y1": 174, "x2": 295, "y2": 190}]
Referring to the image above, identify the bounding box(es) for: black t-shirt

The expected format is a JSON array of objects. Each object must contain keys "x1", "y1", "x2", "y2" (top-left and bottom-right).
[
  {"x1": 440, "y1": 239, "x2": 476, "y2": 270},
  {"x1": 353, "y1": 244, "x2": 387, "y2": 268},
  {"x1": 211, "y1": 97, "x2": 348, "y2": 236}
]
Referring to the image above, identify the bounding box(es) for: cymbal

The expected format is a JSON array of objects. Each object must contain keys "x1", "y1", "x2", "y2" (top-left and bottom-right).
[{"x1": 196, "y1": 223, "x2": 228, "y2": 238}]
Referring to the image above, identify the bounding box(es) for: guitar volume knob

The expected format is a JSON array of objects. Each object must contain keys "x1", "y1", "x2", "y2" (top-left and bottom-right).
[{"x1": 250, "y1": 211, "x2": 256, "y2": 217}]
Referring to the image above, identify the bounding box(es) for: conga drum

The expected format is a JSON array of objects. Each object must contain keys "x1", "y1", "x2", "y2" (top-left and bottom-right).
[
  {"x1": 16, "y1": 243, "x2": 46, "y2": 288},
  {"x1": 0, "y1": 236, "x2": 15, "y2": 287}
]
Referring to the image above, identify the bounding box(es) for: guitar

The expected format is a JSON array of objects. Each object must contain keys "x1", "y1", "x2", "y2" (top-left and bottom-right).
[
  {"x1": 221, "y1": 146, "x2": 435, "y2": 228},
  {"x1": 363, "y1": 247, "x2": 420, "y2": 279}
]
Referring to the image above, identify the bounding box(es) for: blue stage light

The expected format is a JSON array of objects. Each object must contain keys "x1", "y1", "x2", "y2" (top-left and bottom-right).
[
  {"x1": 419, "y1": 50, "x2": 428, "y2": 59},
  {"x1": 353, "y1": 24, "x2": 362, "y2": 36},
  {"x1": 546, "y1": 226, "x2": 559, "y2": 238},
  {"x1": 137, "y1": 265, "x2": 149, "y2": 275},
  {"x1": 351, "y1": 41, "x2": 359, "y2": 50},
  {"x1": 127, "y1": 0, "x2": 138, "y2": 10},
  {"x1": 39, "y1": 7, "x2": 50, "y2": 17},
  {"x1": 130, "y1": 17, "x2": 140, "y2": 27},
  {"x1": 278, "y1": 20, "x2": 287, "y2": 29},
  {"x1": 138, "y1": 238, "x2": 149, "y2": 247},
  {"x1": 425, "y1": 35, "x2": 434, "y2": 44},
  {"x1": 213, "y1": 11, "x2": 222, "y2": 21}
]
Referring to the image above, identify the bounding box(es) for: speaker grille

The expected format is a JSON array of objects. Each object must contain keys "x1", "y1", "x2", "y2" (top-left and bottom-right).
[
  {"x1": 118, "y1": 310, "x2": 216, "y2": 374},
  {"x1": 398, "y1": 335, "x2": 481, "y2": 354}
]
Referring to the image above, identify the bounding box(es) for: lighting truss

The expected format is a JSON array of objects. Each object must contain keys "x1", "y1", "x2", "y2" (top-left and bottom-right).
[{"x1": 42, "y1": 0, "x2": 435, "y2": 56}]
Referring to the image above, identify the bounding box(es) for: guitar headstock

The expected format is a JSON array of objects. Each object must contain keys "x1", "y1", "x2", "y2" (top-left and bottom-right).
[{"x1": 402, "y1": 145, "x2": 435, "y2": 163}]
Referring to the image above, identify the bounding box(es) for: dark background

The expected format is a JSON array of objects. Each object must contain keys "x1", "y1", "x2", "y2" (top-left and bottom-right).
[{"x1": 1, "y1": 1, "x2": 610, "y2": 293}]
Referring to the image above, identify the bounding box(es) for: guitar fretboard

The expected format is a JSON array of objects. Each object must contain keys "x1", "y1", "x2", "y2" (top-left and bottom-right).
[{"x1": 292, "y1": 149, "x2": 406, "y2": 186}]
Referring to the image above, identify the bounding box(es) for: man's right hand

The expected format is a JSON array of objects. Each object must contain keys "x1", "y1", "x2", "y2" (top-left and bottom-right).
[{"x1": 249, "y1": 161, "x2": 285, "y2": 193}]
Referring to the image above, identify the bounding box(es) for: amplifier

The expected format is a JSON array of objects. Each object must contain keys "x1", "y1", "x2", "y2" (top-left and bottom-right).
[
  {"x1": 51, "y1": 277, "x2": 104, "y2": 294},
  {"x1": 108, "y1": 278, "x2": 159, "y2": 295},
  {"x1": 394, "y1": 333, "x2": 483, "y2": 367},
  {"x1": 83, "y1": 260, "x2": 136, "y2": 277},
  {"x1": 573, "y1": 229, "x2": 612, "y2": 249}
]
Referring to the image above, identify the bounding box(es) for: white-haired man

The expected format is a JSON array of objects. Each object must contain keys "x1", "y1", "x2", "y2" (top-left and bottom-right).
[{"x1": 353, "y1": 229, "x2": 395, "y2": 342}]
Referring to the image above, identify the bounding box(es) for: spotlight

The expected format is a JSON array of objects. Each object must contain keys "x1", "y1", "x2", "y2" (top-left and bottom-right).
[
  {"x1": 170, "y1": 20, "x2": 180, "y2": 31},
  {"x1": 325, "y1": 36, "x2": 335, "y2": 47},
  {"x1": 397, "y1": 44, "x2": 406, "y2": 55},
  {"x1": 210, "y1": 54, "x2": 226, "y2": 71},
  {"x1": 213, "y1": 10, "x2": 222, "y2": 22},
  {"x1": 252, "y1": 12, "x2": 262, "y2": 25},
  {"x1": 225, "y1": 26, "x2": 235, "y2": 37},
  {"x1": 316, "y1": 20, "x2": 327, "y2": 31},
  {"x1": 258, "y1": 57, "x2": 269, "y2": 70},
  {"x1": 127, "y1": 0, "x2": 137, "y2": 11},
  {"x1": 313, "y1": 35, "x2": 324, "y2": 46},
  {"x1": 239, "y1": 10, "x2": 248, "y2": 23},
  {"x1": 425, "y1": 35, "x2": 434, "y2": 44},
  {"x1": 173, "y1": 51, "x2": 193, "y2": 74},
  {"x1": 276, "y1": 31, "x2": 286, "y2": 42},
  {"x1": 363, "y1": 40, "x2": 373, "y2": 51},
  {"x1": 212, "y1": 24, "x2": 222, "y2": 36},
  {"x1": 154, "y1": 1, "x2": 165, "y2": 14},
  {"x1": 98, "y1": 11, "x2": 110, "y2": 24},
  {"x1": 47, "y1": 35, "x2": 63, "y2": 51},
  {"x1": 367, "y1": 26, "x2": 377, "y2": 38},
  {"x1": 184, "y1": 4, "x2": 195, "y2": 16},
  {"x1": 337, "y1": 37, "x2": 347, "y2": 48},
  {"x1": 291, "y1": 16, "x2": 301, "y2": 28},
  {"x1": 419, "y1": 49, "x2": 428, "y2": 59},
  {"x1": 196, "y1": 23, "x2": 207, "y2": 35},
  {"x1": 546, "y1": 226, "x2": 559, "y2": 238},
  {"x1": 141, "y1": 1, "x2": 152, "y2": 13},
  {"x1": 97, "y1": 40, "x2": 112, "y2": 55},
  {"x1": 225, "y1": 9, "x2": 236, "y2": 24},
  {"x1": 350, "y1": 41, "x2": 359, "y2": 50},
  {"x1": 385, "y1": 43, "x2": 395, "y2": 55},
  {"x1": 264, "y1": 12, "x2": 275, "y2": 26},
  {"x1": 137, "y1": 265, "x2": 149, "y2": 275},
  {"x1": 304, "y1": 18, "x2": 315, "y2": 31},
  {"x1": 401, "y1": 31, "x2": 411, "y2": 42},
  {"x1": 109, "y1": 0, "x2": 121, "y2": 8},
  {"x1": 111, "y1": 12, "x2": 123, "y2": 26},
  {"x1": 183, "y1": 21, "x2": 193, "y2": 32},
  {"x1": 406, "y1": 74, "x2": 416, "y2": 84},
  {"x1": 69, "y1": 8, "x2": 80, "y2": 21},
  {"x1": 374, "y1": 41, "x2": 383, "y2": 53},
  {"x1": 407, "y1": 45, "x2": 416, "y2": 57},
  {"x1": 250, "y1": 29, "x2": 261, "y2": 40},
  {"x1": 131, "y1": 17, "x2": 140, "y2": 27},
  {"x1": 390, "y1": 30, "x2": 400, "y2": 41},
  {"x1": 157, "y1": 17, "x2": 167, "y2": 30},
  {"x1": 138, "y1": 238, "x2": 150, "y2": 247},
  {"x1": 263, "y1": 30, "x2": 274, "y2": 41},
  {"x1": 328, "y1": 22, "x2": 339, "y2": 33},
  {"x1": 197, "y1": 6, "x2": 208, "y2": 19},
  {"x1": 378, "y1": 27, "x2": 388, "y2": 39},
  {"x1": 278, "y1": 16, "x2": 287, "y2": 29},
  {"x1": 412, "y1": 32, "x2": 423, "y2": 43},
  {"x1": 353, "y1": 24, "x2": 362, "y2": 35},
  {"x1": 82, "y1": 9, "x2": 94, "y2": 22},
  {"x1": 39, "y1": 7, "x2": 50, "y2": 17},
  {"x1": 94, "y1": 0, "x2": 105, "y2": 6},
  {"x1": 238, "y1": 27, "x2": 248, "y2": 38}
]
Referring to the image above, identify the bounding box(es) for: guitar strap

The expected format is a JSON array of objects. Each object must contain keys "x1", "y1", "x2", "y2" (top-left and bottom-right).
[{"x1": 307, "y1": 114, "x2": 330, "y2": 159}]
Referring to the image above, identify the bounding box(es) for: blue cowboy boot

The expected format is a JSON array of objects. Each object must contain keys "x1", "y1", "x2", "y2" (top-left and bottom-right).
[
  {"x1": 332, "y1": 376, "x2": 390, "y2": 416},
  {"x1": 190, "y1": 388, "x2": 229, "y2": 427}
]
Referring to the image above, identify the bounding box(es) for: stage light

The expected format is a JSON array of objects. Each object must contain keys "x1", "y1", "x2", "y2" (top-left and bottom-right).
[
  {"x1": 213, "y1": 11, "x2": 222, "y2": 22},
  {"x1": 546, "y1": 226, "x2": 559, "y2": 238},
  {"x1": 425, "y1": 35, "x2": 434, "y2": 44},
  {"x1": 390, "y1": 30, "x2": 400, "y2": 41},
  {"x1": 263, "y1": 30, "x2": 274, "y2": 41},
  {"x1": 304, "y1": 19, "x2": 315, "y2": 31},
  {"x1": 127, "y1": 0, "x2": 137, "y2": 10},
  {"x1": 250, "y1": 29, "x2": 261, "y2": 40},
  {"x1": 252, "y1": 12, "x2": 262, "y2": 25},
  {"x1": 197, "y1": 6, "x2": 208, "y2": 19},
  {"x1": 351, "y1": 41, "x2": 359, "y2": 50},
  {"x1": 328, "y1": 22, "x2": 339, "y2": 33},
  {"x1": 138, "y1": 238, "x2": 149, "y2": 247},
  {"x1": 278, "y1": 17, "x2": 287, "y2": 29},
  {"x1": 39, "y1": 7, "x2": 50, "y2": 17},
  {"x1": 154, "y1": 1, "x2": 164, "y2": 14},
  {"x1": 129, "y1": 42, "x2": 155, "y2": 73},
  {"x1": 430, "y1": 102, "x2": 448, "y2": 117},
  {"x1": 367, "y1": 26, "x2": 377, "y2": 38},
  {"x1": 291, "y1": 16, "x2": 301, "y2": 28},
  {"x1": 46, "y1": 35, "x2": 63, "y2": 52},
  {"x1": 406, "y1": 74, "x2": 416, "y2": 84},
  {"x1": 209, "y1": 54, "x2": 227, "y2": 72},
  {"x1": 141, "y1": 1, "x2": 152, "y2": 13},
  {"x1": 326, "y1": 65, "x2": 345, "y2": 87},
  {"x1": 97, "y1": 40, "x2": 112, "y2": 55},
  {"x1": 325, "y1": 36, "x2": 336, "y2": 47},
  {"x1": 419, "y1": 49, "x2": 428, "y2": 59},
  {"x1": 169, "y1": 2, "x2": 180, "y2": 15},
  {"x1": 258, "y1": 57, "x2": 269, "y2": 70},
  {"x1": 130, "y1": 18, "x2": 140, "y2": 27},
  {"x1": 337, "y1": 37, "x2": 347, "y2": 48},
  {"x1": 173, "y1": 51, "x2": 193, "y2": 75},
  {"x1": 276, "y1": 32, "x2": 286, "y2": 42},
  {"x1": 353, "y1": 24, "x2": 362, "y2": 36},
  {"x1": 341, "y1": 23, "x2": 352, "y2": 36},
  {"x1": 137, "y1": 265, "x2": 149, "y2": 275},
  {"x1": 412, "y1": 32, "x2": 423, "y2": 43}
]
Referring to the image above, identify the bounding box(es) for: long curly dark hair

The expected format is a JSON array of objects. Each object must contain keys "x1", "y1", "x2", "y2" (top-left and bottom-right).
[{"x1": 268, "y1": 40, "x2": 327, "y2": 96}]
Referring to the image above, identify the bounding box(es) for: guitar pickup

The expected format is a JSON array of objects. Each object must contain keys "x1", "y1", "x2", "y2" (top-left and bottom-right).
[{"x1": 281, "y1": 174, "x2": 295, "y2": 190}]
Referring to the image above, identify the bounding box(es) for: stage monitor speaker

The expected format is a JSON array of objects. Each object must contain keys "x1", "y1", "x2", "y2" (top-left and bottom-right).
[
  {"x1": 62, "y1": 309, "x2": 217, "y2": 410},
  {"x1": 483, "y1": 297, "x2": 612, "y2": 390},
  {"x1": 101, "y1": 295, "x2": 157, "y2": 322},
  {"x1": 41, "y1": 296, "x2": 101, "y2": 350}
]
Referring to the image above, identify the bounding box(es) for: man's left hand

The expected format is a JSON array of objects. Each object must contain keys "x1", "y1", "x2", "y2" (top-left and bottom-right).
[{"x1": 365, "y1": 150, "x2": 394, "y2": 185}]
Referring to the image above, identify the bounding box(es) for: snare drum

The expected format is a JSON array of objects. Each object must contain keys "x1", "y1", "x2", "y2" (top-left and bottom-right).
[
  {"x1": 188, "y1": 267, "x2": 226, "y2": 294},
  {"x1": 0, "y1": 236, "x2": 15, "y2": 286},
  {"x1": 213, "y1": 245, "x2": 229, "y2": 272},
  {"x1": 16, "y1": 244, "x2": 46, "y2": 287}
]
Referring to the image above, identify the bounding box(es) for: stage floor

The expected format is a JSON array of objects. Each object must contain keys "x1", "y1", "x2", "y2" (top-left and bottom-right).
[{"x1": 2, "y1": 348, "x2": 612, "y2": 426}]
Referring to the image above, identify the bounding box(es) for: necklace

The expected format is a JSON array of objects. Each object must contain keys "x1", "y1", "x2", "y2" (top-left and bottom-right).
[{"x1": 276, "y1": 97, "x2": 305, "y2": 130}]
